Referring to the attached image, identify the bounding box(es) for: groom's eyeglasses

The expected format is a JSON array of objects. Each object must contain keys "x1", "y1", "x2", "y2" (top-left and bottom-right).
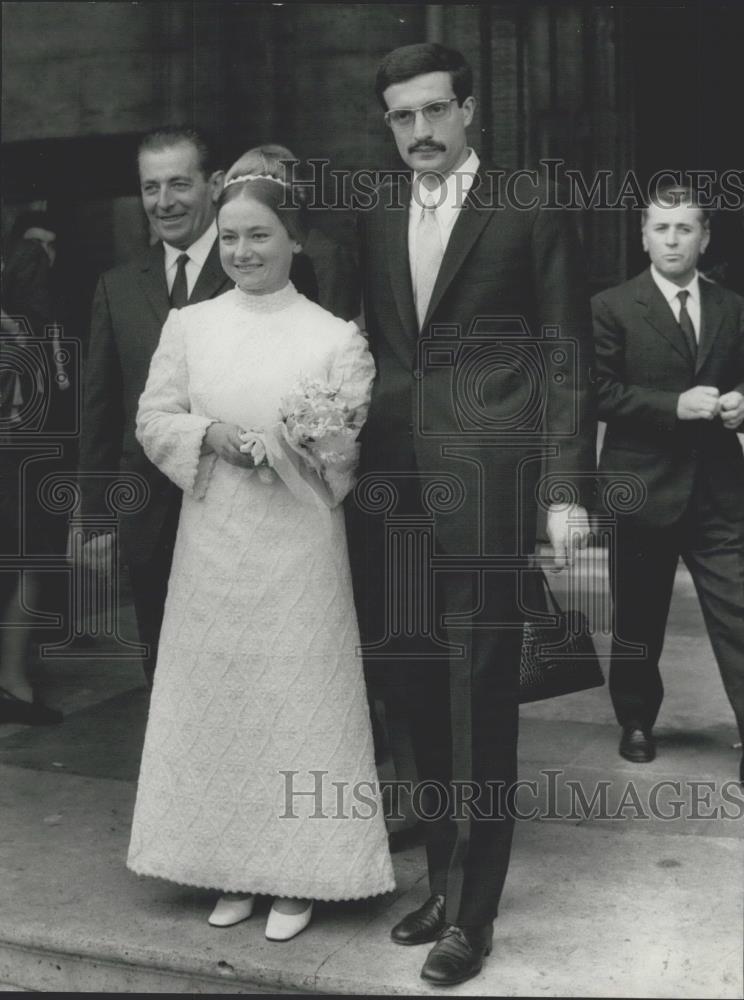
[{"x1": 384, "y1": 98, "x2": 459, "y2": 130}]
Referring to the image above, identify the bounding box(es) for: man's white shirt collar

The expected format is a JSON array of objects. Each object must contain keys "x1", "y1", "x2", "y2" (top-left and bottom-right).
[
  {"x1": 410, "y1": 148, "x2": 480, "y2": 216},
  {"x1": 408, "y1": 150, "x2": 480, "y2": 266},
  {"x1": 650, "y1": 265, "x2": 702, "y2": 340},
  {"x1": 650, "y1": 264, "x2": 700, "y2": 306},
  {"x1": 163, "y1": 218, "x2": 218, "y2": 274}
]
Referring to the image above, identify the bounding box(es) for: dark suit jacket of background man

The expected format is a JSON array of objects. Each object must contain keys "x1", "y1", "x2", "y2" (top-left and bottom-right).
[
  {"x1": 592, "y1": 268, "x2": 744, "y2": 738},
  {"x1": 593, "y1": 268, "x2": 744, "y2": 526},
  {"x1": 349, "y1": 164, "x2": 597, "y2": 927},
  {"x1": 78, "y1": 239, "x2": 231, "y2": 672}
]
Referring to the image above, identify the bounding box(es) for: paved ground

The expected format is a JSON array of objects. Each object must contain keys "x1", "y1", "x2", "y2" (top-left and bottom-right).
[{"x1": 0, "y1": 553, "x2": 742, "y2": 995}]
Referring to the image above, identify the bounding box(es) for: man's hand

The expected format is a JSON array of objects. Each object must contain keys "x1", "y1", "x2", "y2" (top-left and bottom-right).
[
  {"x1": 719, "y1": 390, "x2": 744, "y2": 430},
  {"x1": 547, "y1": 504, "x2": 590, "y2": 570},
  {"x1": 676, "y1": 386, "x2": 720, "y2": 421},
  {"x1": 203, "y1": 422, "x2": 256, "y2": 469}
]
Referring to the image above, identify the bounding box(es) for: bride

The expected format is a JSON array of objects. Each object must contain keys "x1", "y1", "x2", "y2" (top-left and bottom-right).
[{"x1": 126, "y1": 172, "x2": 394, "y2": 940}]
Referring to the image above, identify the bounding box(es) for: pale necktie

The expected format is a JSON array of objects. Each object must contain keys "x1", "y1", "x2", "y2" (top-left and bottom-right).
[{"x1": 414, "y1": 198, "x2": 444, "y2": 328}]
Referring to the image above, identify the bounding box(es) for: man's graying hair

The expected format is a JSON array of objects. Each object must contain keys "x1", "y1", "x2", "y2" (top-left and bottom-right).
[{"x1": 138, "y1": 126, "x2": 219, "y2": 178}]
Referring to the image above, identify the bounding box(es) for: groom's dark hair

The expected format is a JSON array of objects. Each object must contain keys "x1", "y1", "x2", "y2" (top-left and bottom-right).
[{"x1": 375, "y1": 43, "x2": 473, "y2": 109}]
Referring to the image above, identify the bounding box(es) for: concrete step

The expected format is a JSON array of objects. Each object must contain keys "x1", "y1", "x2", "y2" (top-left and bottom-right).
[
  {"x1": 1, "y1": 716, "x2": 741, "y2": 996},
  {"x1": 1, "y1": 556, "x2": 741, "y2": 994}
]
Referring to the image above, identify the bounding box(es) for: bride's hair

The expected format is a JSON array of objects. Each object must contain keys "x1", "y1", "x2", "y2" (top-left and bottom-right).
[
  {"x1": 232, "y1": 144, "x2": 301, "y2": 188},
  {"x1": 217, "y1": 174, "x2": 306, "y2": 244}
]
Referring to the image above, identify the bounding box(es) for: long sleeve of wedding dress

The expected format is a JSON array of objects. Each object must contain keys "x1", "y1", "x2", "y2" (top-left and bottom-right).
[{"x1": 136, "y1": 309, "x2": 217, "y2": 498}]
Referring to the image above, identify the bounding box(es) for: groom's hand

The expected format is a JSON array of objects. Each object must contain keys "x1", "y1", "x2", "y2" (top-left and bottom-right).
[
  {"x1": 204, "y1": 422, "x2": 256, "y2": 469},
  {"x1": 546, "y1": 503, "x2": 590, "y2": 570}
]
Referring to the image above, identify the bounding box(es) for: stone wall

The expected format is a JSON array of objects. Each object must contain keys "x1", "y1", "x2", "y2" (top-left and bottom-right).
[{"x1": 2, "y1": 2, "x2": 631, "y2": 282}]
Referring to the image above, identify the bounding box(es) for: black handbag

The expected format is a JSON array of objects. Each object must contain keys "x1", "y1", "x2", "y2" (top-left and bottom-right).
[{"x1": 519, "y1": 570, "x2": 604, "y2": 704}]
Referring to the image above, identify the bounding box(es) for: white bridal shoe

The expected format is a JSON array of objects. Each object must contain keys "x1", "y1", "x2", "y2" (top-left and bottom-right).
[
  {"x1": 208, "y1": 894, "x2": 255, "y2": 927},
  {"x1": 265, "y1": 900, "x2": 314, "y2": 941}
]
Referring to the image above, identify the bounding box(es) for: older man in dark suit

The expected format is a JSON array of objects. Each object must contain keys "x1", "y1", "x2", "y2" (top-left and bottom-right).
[
  {"x1": 592, "y1": 185, "x2": 744, "y2": 773},
  {"x1": 78, "y1": 126, "x2": 229, "y2": 685},
  {"x1": 347, "y1": 43, "x2": 596, "y2": 985}
]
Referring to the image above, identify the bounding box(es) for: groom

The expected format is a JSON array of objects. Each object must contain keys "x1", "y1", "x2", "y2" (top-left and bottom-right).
[{"x1": 348, "y1": 43, "x2": 596, "y2": 985}]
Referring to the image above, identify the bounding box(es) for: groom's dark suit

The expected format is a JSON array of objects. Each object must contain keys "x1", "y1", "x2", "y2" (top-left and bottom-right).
[
  {"x1": 593, "y1": 268, "x2": 744, "y2": 739},
  {"x1": 79, "y1": 239, "x2": 231, "y2": 677},
  {"x1": 349, "y1": 166, "x2": 596, "y2": 926}
]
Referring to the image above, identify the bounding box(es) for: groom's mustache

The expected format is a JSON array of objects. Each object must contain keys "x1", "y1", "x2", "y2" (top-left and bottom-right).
[{"x1": 408, "y1": 141, "x2": 446, "y2": 154}]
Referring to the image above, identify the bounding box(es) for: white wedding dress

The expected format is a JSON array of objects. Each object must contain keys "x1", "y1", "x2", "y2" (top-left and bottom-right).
[{"x1": 126, "y1": 283, "x2": 394, "y2": 901}]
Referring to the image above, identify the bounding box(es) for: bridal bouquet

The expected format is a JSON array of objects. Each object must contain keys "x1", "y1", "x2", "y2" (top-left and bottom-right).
[
  {"x1": 276, "y1": 376, "x2": 362, "y2": 505},
  {"x1": 236, "y1": 376, "x2": 364, "y2": 509}
]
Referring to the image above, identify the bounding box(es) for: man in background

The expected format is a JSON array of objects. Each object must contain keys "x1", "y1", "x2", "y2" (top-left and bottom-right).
[
  {"x1": 593, "y1": 184, "x2": 744, "y2": 776},
  {"x1": 78, "y1": 126, "x2": 228, "y2": 685}
]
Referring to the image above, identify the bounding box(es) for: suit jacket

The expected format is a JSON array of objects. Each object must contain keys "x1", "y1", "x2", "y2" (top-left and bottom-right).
[
  {"x1": 78, "y1": 238, "x2": 231, "y2": 562},
  {"x1": 592, "y1": 268, "x2": 744, "y2": 526},
  {"x1": 302, "y1": 227, "x2": 360, "y2": 321},
  {"x1": 358, "y1": 165, "x2": 597, "y2": 556}
]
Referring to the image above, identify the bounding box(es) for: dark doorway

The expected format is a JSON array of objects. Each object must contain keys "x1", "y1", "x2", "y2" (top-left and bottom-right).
[{"x1": 625, "y1": 3, "x2": 744, "y2": 282}]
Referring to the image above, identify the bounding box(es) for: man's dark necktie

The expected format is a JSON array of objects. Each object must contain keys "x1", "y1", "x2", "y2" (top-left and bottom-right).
[
  {"x1": 170, "y1": 253, "x2": 190, "y2": 308},
  {"x1": 677, "y1": 289, "x2": 697, "y2": 362}
]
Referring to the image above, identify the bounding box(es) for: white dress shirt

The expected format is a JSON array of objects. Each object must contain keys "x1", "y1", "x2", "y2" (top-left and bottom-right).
[
  {"x1": 650, "y1": 265, "x2": 702, "y2": 342},
  {"x1": 163, "y1": 219, "x2": 218, "y2": 297},
  {"x1": 408, "y1": 149, "x2": 480, "y2": 276}
]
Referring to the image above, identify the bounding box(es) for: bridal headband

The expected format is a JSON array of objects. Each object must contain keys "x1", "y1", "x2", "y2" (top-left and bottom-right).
[{"x1": 224, "y1": 173, "x2": 290, "y2": 189}]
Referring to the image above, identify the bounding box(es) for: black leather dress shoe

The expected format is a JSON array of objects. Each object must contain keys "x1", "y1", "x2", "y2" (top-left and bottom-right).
[
  {"x1": 390, "y1": 893, "x2": 446, "y2": 946},
  {"x1": 0, "y1": 686, "x2": 63, "y2": 726},
  {"x1": 420, "y1": 923, "x2": 493, "y2": 986},
  {"x1": 619, "y1": 727, "x2": 655, "y2": 763}
]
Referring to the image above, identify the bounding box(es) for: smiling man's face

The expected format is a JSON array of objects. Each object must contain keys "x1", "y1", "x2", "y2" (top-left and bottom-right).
[
  {"x1": 138, "y1": 141, "x2": 221, "y2": 251},
  {"x1": 383, "y1": 70, "x2": 474, "y2": 180}
]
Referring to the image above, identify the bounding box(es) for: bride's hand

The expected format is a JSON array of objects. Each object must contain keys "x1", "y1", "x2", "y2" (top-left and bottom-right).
[{"x1": 204, "y1": 422, "x2": 256, "y2": 468}]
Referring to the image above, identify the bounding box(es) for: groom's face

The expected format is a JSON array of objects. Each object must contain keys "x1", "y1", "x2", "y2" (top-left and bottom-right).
[{"x1": 383, "y1": 70, "x2": 474, "y2": 179}]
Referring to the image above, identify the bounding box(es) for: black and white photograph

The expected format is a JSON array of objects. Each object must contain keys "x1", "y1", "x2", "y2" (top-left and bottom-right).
[{"x1": 1, "y1": 1, "x2": 743, "y2": 995}]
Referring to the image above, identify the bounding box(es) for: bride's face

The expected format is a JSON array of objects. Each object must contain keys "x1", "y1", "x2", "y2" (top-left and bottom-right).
[{"x1": 219, "y1": 196, "x2": 300, "y2": 295}]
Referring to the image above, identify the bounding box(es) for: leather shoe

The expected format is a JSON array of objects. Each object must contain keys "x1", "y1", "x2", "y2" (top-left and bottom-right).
[
  {"x1": 420, "y1": 923, "x2": 493, "y2": 986},
  {"x1": 619, "y1": 727, "x2": 655, "y2": 763},
  {"x1": 0, "y1": 686, "x2": 62, "y2": 726},
  {"x1": 391, "y1": 893, "x2": 446, "y2": 946}
]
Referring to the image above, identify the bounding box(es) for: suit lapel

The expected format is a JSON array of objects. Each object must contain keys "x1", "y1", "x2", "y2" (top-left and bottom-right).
[
  {"x1": 635, "y1": 269, "x2": 694, "y2": 367},
  {"x1": 191, "y1": 238, "x2": 231, "y2": 304},
  {"x1": 421, "y1": 166, "x2": 495, "y2": 330},
  {"x1": 137, "y1": 243, "x2": 170, "y2": 329},
  {"x1": 696, "y1": 277, "x2": 725, "y2": 374},
  {"x1": 384, "y1": 174, "x2": 419, "y2": 367}
]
